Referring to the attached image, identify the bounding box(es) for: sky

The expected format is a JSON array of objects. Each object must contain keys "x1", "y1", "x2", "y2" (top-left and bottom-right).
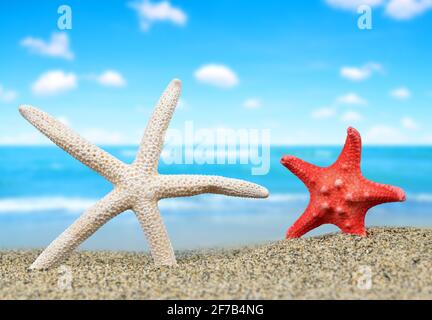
[{"x1": 0, "y1": 0, "x2": 432, "y2": 146}]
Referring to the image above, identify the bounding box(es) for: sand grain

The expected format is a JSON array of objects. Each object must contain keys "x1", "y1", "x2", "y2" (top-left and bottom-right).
[{"x1": 0, "y1": 227, "x2": 431, "y2": 299}]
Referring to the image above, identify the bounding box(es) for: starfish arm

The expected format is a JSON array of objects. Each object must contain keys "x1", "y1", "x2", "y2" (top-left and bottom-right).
[
  {"x1": 19, "y1": 105, "x2": 128, "y2": 185},
  {"x1": 335, "y1": 210, "x2": 368, "y2": 237},
  {"x1": 280, "y1": 155, "x2": 323, "y2": 188},
  {"x1": 29, "y1": 189, "x2": 130, "y2": 270},
  {"x1": 133, "y1": 200, "x2": 177, "y2": 266},
  {"x1": 286, "y1": 204, "x2": 322, "y2": 238},
  {"x1": 356, "y1": 179, "x2": 406, "y2": 205},
  {"x1": 156, "y1": 175, "x2": 269, "y2": 199},
  {"x1": 335, "y1": 127, "x2": 362, "y2": 172},
  {"x1": 133, "y1": 79, "x2": 182, "y2": 173}
]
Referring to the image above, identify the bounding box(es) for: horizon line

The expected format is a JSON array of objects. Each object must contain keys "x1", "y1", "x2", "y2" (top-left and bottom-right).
[{"x1": 0, "y1": 143, "x2": 431, "y2": 148}]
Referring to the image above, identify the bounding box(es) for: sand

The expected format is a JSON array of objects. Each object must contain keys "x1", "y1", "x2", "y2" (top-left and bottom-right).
[{"x1": 0, "y1": 227, "x2": 431, "y2": 300}]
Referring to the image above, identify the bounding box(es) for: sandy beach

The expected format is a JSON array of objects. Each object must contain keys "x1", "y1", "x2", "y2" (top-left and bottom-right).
[{"x1": 0, "y1": 227, "x2": 431, "y2": 300}]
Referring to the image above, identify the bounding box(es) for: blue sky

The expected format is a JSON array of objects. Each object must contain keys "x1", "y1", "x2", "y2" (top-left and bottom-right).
[{"x1": 0, "y1": 0, "x2": 431, "y2": 145}]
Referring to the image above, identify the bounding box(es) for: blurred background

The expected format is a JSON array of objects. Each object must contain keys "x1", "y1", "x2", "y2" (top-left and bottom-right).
[{"x1": 0, "y1": 0, "x2": 431, "y2": 251}]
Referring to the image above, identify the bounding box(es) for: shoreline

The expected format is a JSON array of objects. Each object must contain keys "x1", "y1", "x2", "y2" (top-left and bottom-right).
[{"x1": 0, "y1": 227, "x2": 431, "y2": 299}]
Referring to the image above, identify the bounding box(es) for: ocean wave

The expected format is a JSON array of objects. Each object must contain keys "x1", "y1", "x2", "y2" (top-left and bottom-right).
[
  {"x1": 0, "y1": 197, "x2": 207, "y2": 214},
  {"x1": 0, "y1": 193, "x2": 305, "y2": 214},
  {"x1": 0, "y1": 192, "x2": 429, "y2": 214},
  {"x1": 314, "y1": 149, "x2": 333, "y2": 159},
  {"x1": 266, "y1": 193, "x2": 308, "y2": 202},
  {"x1": 120, "y1": 149, "x2": 138, "y2": 158},
  {"x1": 0, "y1": 197, "x2": 95, "y2": 213},
  {"x1": 408, "y1": 193, "x2": 432, "y2": 203}
]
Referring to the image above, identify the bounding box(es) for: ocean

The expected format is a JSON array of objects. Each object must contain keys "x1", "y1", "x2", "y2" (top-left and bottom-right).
[{"x1": 0, "y1": 146, "x2": 431, "y2": 251}]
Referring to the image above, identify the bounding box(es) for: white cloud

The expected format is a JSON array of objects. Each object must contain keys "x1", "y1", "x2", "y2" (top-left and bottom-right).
[
  {"x1": 364, "y1": 125, "x2": 406, "y2": 144},
  {"x1": 57, "y1": 116, "x2": 71, "y2": 126},
  {"x1": 390, "y1": 87, "x2": 411, "y2": 100},
  {"x1": 243, "y1": 98, "x2": 262, "y2": 109},
  {"x1": 341, "y1": 110, "x2": 363, "y2": 122},
  {"x1": 0, "y1": 125, "x2": 126, "y2": 146},
  {"x1": 129, "y1": 0, "x2": 187, "y2": 31},
  {"x1": 0, "y1": 85, "x2": 17, "y2": 102},
  {"x1": 424, "y1": 135, "x2": 432, "y2": 144},
  {"x1": 20, "y1": 32, "x2": 74, "y2": 60},
  {"x1": 340, "y1": 63, "x2": 382, "y2": 81},
  {"x1": 386, "y1": 0, "x2": 432, "y2": 20},
  {"x1": 82, "y1": 128, "x2": 126, "y2": 145},
  {"x1": 401, "y1": 116, "x2": 419, "y2": 129},
  {"x1": 326, "y1": 0, "x2": 384, "y2": 10},
  {"x1": 0, "y1": 132, "x2": 46, "y2": 145},
  {"x1": 311, "y1": 107, "x2": 336, "y2": 119},
  {"x1": 337, "y1": 92, "x2": 367, "y2": 105},
  {"x1": 177, "y1": 98, "x2": 188, "y2": 110},
  {"x1": 326, "y1": 0, "x2": 432, "y2": 20},
  {"x1": 312, "y1": 93, "x2": 366, "y2": 121},
  {"x1": 32, "y1": 70, "x2": 77, "y2": 96},
  {"x1": 194, "y1": 64, "x2": 239, "y2": 88},
  {"x1": 97, "y1": 70, "x2": 126, "y2": 87}
]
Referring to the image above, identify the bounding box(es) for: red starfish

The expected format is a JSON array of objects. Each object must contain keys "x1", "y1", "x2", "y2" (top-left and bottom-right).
[{"x1": 281, "y1": 127, "x2": 406, "y2": 238}]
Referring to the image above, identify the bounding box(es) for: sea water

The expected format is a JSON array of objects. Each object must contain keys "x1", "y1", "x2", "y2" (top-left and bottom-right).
[{"x1": 0, "y1": 146, "x2": 430, "y2": 251}]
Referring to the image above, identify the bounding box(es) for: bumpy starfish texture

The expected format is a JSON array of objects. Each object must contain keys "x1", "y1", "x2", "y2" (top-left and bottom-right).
[
  {"x1": 281, "y1": 127, "x2": 406, "y2": 238},
  {"x1": 20, "y1": 79, "x2": 269, "y2": 270}
]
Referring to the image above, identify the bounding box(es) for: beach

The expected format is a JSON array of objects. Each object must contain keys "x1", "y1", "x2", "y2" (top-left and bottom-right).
[{"x1": 0, "y1": 227, "x2": 430, "y2": 299}]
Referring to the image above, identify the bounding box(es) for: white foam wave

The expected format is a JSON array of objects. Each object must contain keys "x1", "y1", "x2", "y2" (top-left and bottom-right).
[
  {"x1": 0, "y1": 193, "x2": 305, "y2": 214},
  {"x1": 408, "y1": 193, "x2": 432, "y2": 203},
  {"x1": 0, "y1": 192, "x2": 429, "y2": 214},
  {"x1": 120, "y1": 149, "x2": 137, "y2": 158},
  {"x1": 267, "y1": 193, "x2": 308, "y2": 202},
  {"x1": 0, "y1": 197, "x2": 95, "y2": 213}
]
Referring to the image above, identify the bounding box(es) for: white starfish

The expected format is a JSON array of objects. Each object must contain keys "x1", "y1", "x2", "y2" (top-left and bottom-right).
[{"x1": 20, "y1": 79, "x2": 269, "y2": 270}]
